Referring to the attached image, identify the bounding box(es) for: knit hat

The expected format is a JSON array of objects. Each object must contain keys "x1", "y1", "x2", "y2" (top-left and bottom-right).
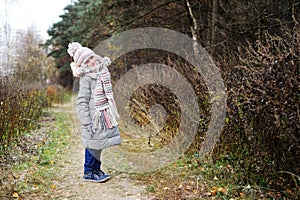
[{"x1": 67, "y1": 42, "x2": 95, "y2": 67}]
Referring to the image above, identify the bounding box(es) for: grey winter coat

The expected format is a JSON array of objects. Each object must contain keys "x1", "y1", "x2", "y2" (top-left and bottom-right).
[{"x1": 77, "y1": 73, "x2": 122, "y2": 150}]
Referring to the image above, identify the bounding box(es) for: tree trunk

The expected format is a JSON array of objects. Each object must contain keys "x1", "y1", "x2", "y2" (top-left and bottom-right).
[
  {"x1": 211, "y1": 0, "x2": 218, "y2": 56},
  {"x1": 185, "y1": 0, "x2": 198, "y2": 41}
]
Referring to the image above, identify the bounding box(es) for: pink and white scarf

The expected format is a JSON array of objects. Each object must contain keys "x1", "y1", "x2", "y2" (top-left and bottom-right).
[{"x1": 93, "y1": 61, "x2": 119, "y2": 130}]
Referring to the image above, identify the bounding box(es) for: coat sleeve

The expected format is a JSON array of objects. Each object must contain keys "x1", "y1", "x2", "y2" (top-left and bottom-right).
[{"x1": 77, "y1": 76, "x2": 92, "y2": 125}]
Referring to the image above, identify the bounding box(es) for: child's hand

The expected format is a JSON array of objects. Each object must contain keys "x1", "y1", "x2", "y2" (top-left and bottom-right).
[
  {"x1": 82, "y1": 124, "x2": 95, "y2": 137},
  {"x1": 70, "y1": 62, "x2": 81, "y2": 77},
  {"x1": 102, "y1": 56, "x2": 111, "y2": 67}
]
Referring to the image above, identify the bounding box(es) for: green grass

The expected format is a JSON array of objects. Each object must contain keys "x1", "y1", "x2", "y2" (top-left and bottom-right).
[
  {"x1": 134, "y1": 153, "x2": 298, "y2": 199},
  {"x1": 6, "y1": 110, "x2": 72, "y2": 199}
]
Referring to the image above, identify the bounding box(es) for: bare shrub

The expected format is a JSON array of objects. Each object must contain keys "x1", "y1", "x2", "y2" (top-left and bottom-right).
[
  {"x1": 215, "y1": 25, "x2": 299, "y2": 189},
  {"x1": 0, "y1": 77, "x2": 47, "y2": 147}
]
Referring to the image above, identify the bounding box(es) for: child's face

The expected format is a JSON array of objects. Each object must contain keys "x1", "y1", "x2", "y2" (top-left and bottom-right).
[{"x1": 85, "y1": 56, "x2": 96, "y2": 67}]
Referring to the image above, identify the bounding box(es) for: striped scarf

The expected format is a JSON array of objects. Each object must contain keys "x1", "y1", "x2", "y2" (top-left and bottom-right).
[{"x1": 93, "y1": 65, "x2": 119, "y2": 130}]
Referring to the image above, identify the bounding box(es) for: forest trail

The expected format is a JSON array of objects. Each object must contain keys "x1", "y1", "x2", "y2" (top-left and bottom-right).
[{"x1": 52, "y1": 98, "x2": 154, "y2": 200}]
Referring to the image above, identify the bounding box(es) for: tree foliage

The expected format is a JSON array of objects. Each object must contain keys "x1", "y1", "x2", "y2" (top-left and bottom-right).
[
  {"x1": 46, "y1": 0, "x2": 299, "y2": 73},
  {"x1": 13, "y1": 27, "x2": 53, "y2": 83}
]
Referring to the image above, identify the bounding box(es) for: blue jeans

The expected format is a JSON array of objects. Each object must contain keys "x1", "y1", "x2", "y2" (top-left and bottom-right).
[{"x1": 84, "y1": 148, "x2": 102, "y2": 173}]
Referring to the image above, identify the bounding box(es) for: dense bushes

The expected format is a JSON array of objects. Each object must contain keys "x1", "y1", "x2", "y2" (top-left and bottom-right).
[
  {"x1": 0, "y1": 78, "x2": 46, "y2": 146},
  {"x1": 46, "y1": 84, "x2": 71, "y2": 105},
  {"x1": 214, "y1": 27, "x2": 300, "y2": 189},
  {"x1": 0, "y1": 77, "x2": 70, "y2": 151}
]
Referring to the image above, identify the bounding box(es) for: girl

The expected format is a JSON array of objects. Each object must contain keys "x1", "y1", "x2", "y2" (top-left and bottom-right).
[{"x1": 67, "y1": 42, "x2": 121, "y2": 183}]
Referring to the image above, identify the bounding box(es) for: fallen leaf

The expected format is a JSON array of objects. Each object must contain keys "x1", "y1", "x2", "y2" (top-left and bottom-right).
[
  {"x1": 204, "y1": 192, "x2": 212, "y2": 196},
  {"x1": 32, "y1": 185, "x2": 39, "y2": 190},
  {"x1": 217, "y1": 187, "x2": 227, "y2": 194},
  {"x1": 213, "y1": 176, "x2": 218, "y2": 180},
  {"x1": 12, "y1": 192, "x2": 19, "y2": 198},
  {"x1": 186, "y1": 185, "x2": 193, "y2": 190},
  {"x1": 286, "y1": 189, "x2": 293, "y2": 194},
  {"x1": 211, "y1": 189, "x2": 218, "y2": 196},
  {"x1": 276, "y1": 193, "x2": 282, "y2": 197},
  {"x1": 163, "y1": 187, "x2": 169, "y2": 191}
]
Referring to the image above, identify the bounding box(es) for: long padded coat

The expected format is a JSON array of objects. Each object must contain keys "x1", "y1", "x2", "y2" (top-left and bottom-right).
[{"x1": 77, "y1": 73, "x2": 122, "y2": 150}]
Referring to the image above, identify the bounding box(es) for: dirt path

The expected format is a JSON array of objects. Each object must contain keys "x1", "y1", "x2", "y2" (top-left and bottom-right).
[{"x1": 52, "y1": 99, "x2": 154, "y2": 200}]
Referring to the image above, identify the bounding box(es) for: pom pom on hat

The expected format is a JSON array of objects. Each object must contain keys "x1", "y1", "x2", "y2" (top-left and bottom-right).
[
  {"x1": 67, "y1": 42, "x2": 95, "y2": 67},
  {"x1": 67, "y1": 42, "x2": 82, "y2": 57}
]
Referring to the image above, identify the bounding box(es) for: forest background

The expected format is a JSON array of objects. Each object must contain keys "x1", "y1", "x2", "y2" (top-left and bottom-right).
[{"x1": 1, "y1": 0, "x2": 299, "y2": 199}]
